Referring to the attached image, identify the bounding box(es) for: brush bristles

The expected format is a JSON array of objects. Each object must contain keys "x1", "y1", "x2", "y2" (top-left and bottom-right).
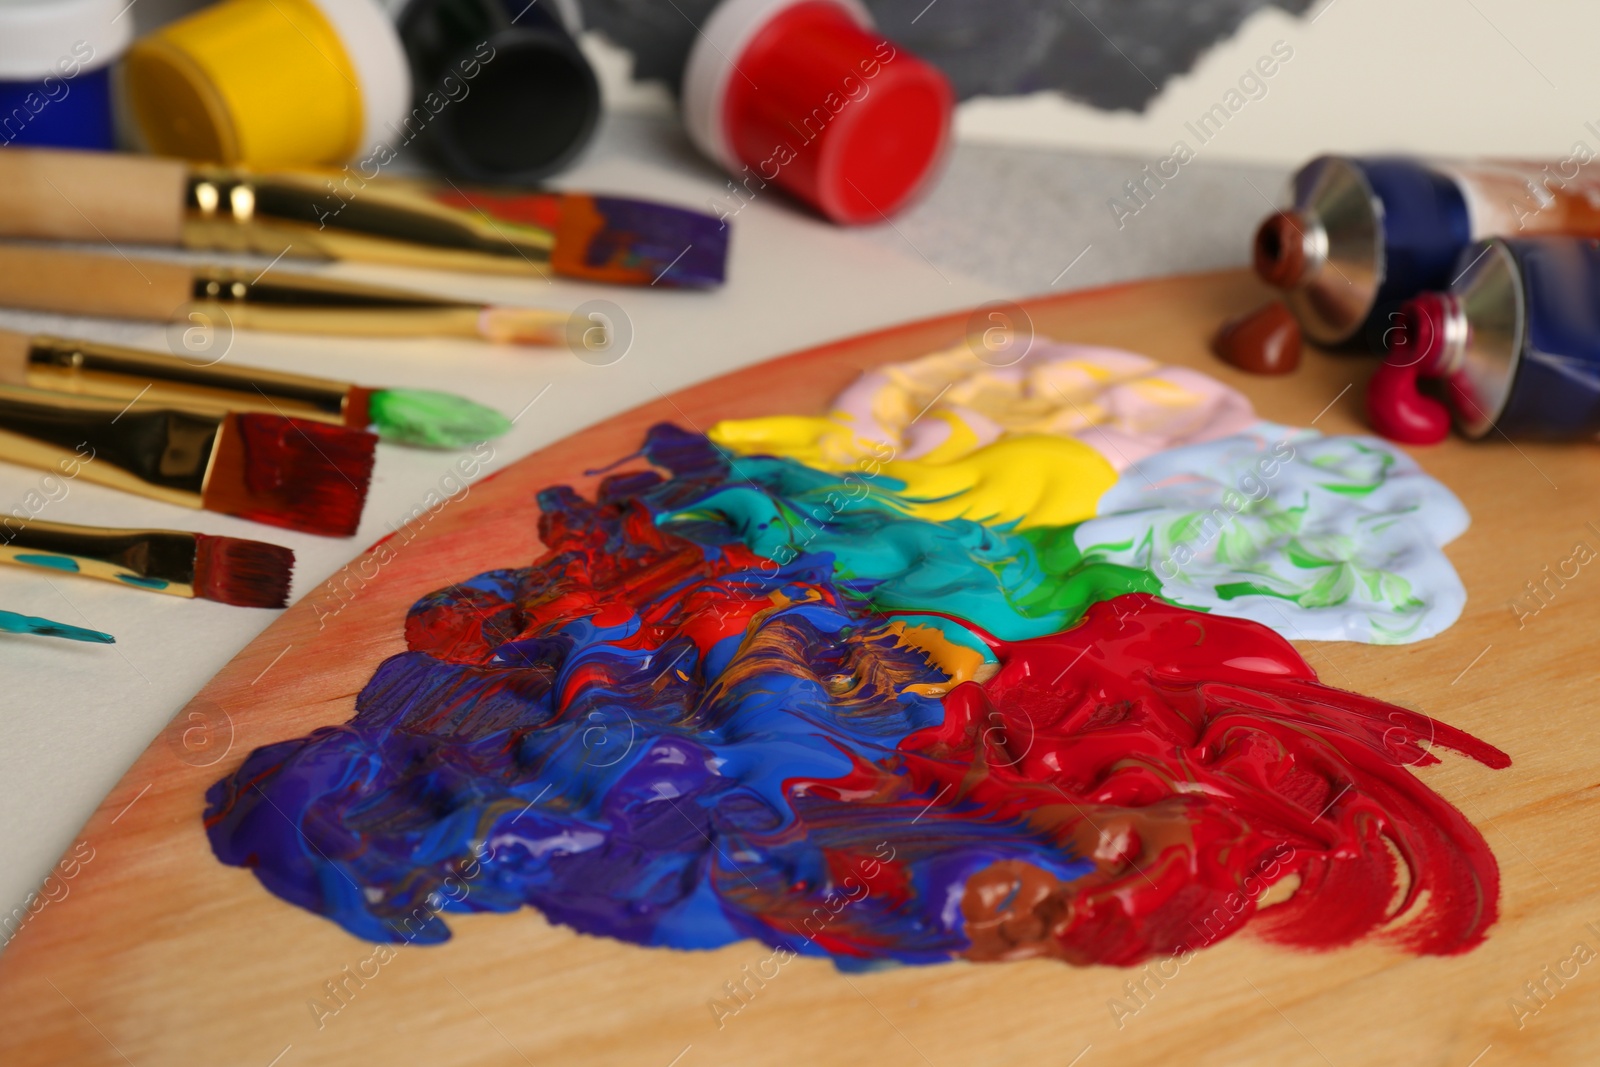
[
  {"x1": 192, "y1": 534, "x2": 295, "y2": 608},
  {"x1": 203, "y1": 413, "x2": 377, "y2": 537}
]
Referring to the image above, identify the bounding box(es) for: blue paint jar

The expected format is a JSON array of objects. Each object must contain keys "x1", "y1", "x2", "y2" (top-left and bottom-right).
[{"x1": 0, "y1": 0, "x2": 133, "y2": 150}]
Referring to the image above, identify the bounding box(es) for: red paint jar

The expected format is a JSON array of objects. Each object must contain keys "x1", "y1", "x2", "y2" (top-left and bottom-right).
[{"x1": 682, "y1": 0, "x2": 952, "y2": 225}]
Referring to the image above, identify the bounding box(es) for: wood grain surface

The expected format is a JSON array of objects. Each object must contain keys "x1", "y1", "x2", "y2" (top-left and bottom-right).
[{"x1": 2, "y1": 270, "x2": 1595, "y2": 1067}]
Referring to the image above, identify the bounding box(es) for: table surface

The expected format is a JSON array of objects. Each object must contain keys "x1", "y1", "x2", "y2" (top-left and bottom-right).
[{"x1": 0, "y1": 115, "x2": 1288, "y2": 935}]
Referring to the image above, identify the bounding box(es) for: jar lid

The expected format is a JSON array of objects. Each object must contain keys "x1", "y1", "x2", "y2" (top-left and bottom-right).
[
  {"x1": 0, "y1": 0, "x2": 133, "y2": 80},
  {"x1": 682, "y1": 0, "x2": 951, "y2": 225}
]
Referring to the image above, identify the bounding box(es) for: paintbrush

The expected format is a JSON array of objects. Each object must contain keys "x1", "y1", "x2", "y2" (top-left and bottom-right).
[
  {"x1": 0, "y1": 148, "x2": 728, "y2": 288},
  {"x1": 0, "y1": 329, "x2": 512, "y2": 449},
  {"x1": 0, "y1": 519, "x2": 294, "y2": 608},
  {"x1": 0, "y1": 243, "x2": 568, "y2": 346},
  {"x1": 0, "y1": 385, "x2": 375, "y2": 537},
  {"x1": 0, "y1": 609, "x2": 114, "y2": 644}
]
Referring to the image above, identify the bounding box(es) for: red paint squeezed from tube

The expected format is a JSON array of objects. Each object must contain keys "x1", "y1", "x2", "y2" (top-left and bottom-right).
[{"x1": 871, "y1": 596, "x2": 1510, "y2": 964}]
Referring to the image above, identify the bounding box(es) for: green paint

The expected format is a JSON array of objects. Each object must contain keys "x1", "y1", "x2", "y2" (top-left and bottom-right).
[
  {"x1": 368, "y1": 389, "x2": 511, "y2": 449},
  {"x1": 0, "y1": 609, "x2": 114, "y2": 644},
  {"x1": 15, "y1": 554, "x2": 79, "y2": 572}
]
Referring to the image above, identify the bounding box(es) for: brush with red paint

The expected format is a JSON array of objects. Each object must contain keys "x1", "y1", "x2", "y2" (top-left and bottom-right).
[
  {"x1": 0, "y1": 519, "x2": 295, "y2": 608},
  {"x1": 0, "y1": 386, "x2": 376, "y2": 537}
]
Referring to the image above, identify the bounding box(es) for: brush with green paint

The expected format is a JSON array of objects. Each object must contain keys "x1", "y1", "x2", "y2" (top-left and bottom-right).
[{"x1": 0, "y1": 330, "x2": 512, "y2": 450}]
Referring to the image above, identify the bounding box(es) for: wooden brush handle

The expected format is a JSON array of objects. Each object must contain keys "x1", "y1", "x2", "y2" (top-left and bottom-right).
[
  {"x1": 0, "y1": 149, "x2": 187, "y2": 245},
  {"x1": 0, "y1": 330, "x2": 27, "y2": 387},
  {"x1": 0, "y1": 245, "x2": 193, "y2": 321}
]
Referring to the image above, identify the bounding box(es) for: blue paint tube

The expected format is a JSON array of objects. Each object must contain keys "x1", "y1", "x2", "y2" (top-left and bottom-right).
[
  {"x1": 1256, "y1": 155, "x2": 1600, "y2": 351},
  {"x1": 1369, "y1": 236, "x2": 1600, "y2": 443}
]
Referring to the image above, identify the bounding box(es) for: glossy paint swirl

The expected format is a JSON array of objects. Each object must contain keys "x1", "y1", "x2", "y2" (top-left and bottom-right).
[{"x1": 206, "y1": 425, "x2": 1507, "y2": 967}]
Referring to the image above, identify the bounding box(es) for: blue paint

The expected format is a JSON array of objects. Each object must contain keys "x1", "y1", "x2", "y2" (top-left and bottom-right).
[
  {"x1": 0, "y1": 3, "x2": 127, "y2": 153},
  {"x1": 15, "y1": 553, "x2": 79, "y2": 572},
  {"x1": 0, "y1": 66, "x2": 116, "y2": 150}
]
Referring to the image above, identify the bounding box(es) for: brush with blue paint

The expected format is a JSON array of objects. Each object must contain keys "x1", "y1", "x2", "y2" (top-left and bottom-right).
[
  {"x1": 0, "y1": 519, "x2": 294, "y2": 609},
  {"x1": 0, "y1": 609, "x2": 114, "y2": 643}
]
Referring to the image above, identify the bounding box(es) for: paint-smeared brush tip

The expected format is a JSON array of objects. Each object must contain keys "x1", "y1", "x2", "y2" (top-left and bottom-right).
[
  {"x1": 369, "y1": 389, "x2": 512, "y2": 449},
  {"x1": 203, "y1": 414, "x2": 376, "y2": 538},
  {"x1": 0, "y1": 609, "x2": 114, "y2": 643},
  {"x1": 193, "y1": 534, "x2": 295, "y2": 608},
  {"x1": 477, "y1": 306, "x2": 567, "y2": 346}
]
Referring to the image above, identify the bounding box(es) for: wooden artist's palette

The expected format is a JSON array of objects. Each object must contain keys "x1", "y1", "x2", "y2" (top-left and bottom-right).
[{"x1": 3, "y1": 271, "x2": 1596, "y2": 1066}]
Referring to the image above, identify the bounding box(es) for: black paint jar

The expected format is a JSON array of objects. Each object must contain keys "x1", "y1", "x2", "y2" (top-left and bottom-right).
[{"x1": 391, "y1": 0, "x2": 601, "y2": 183}]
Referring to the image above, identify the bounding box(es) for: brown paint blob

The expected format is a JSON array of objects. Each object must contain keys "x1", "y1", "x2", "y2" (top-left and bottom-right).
[{"x1": 1214, "y1": 299, "x2": 1302, "y2": 375}]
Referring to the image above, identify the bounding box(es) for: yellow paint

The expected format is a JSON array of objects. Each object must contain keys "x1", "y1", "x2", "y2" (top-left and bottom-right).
[
  {"x1": 709, "y1": 341, "x2": 1248, "y2": 530},
  {"x1": 880, "y1": 434, "x2": 1117, "y2": 529},
  {"x1": 124, "y1": 0, "x2": 364, "y2": 165},
  {"x1": 711, "y1": 410, "x2": 1117, "y2": 530},
  {"x1": 707, "y1": 415, "x2": 865, "y2": 471}
]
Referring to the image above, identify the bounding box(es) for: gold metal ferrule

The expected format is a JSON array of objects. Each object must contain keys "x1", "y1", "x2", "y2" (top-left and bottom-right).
[
  {"x1": 0, "y1": 385, "x2": 223, "y2": 509},
  {"x1": 180, "y1": 267, "x2": 520, "y2": 340},
  {"x1": 0, "y1": 520, "x2": 199, "y2": 598},
  {"x1": 20, "y1": 335, "x2": 359, "y2": 427},
  {"x1": 180, "y1": 169, "x2": 554, "y2": 276}
]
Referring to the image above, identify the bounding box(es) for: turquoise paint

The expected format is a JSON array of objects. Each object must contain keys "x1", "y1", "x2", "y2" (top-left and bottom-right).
[
  {"x1": 15, "y1": 554, "x2": 79, "y2": 572},
  {"x1": 116, "y1": 575, "x2": 171, "y2": 590},
  {"x1": 655, "y1": 450, "x2": 1158, "y2": 643},
  {"x1": 0, "y1": 609, "x2": 115, "y2": 644}
]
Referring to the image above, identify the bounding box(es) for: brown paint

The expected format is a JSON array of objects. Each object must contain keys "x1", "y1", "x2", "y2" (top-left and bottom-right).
[{"x1": 1213, "y1": 299, "x2": 1301, "y2": 375}]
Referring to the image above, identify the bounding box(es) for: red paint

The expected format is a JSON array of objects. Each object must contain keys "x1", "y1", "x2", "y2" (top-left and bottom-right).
[
  {"x1": 191, "y1": 534, "x2": 293, "y2": 609},
  {"x1": 887, "y1": 596, "x2": 1508, "y2": 964},
  {"x1": 1367, "y1": 292, "x2": 1454, "y2": 444},
  {"x1": 432, "y1": 189, "x2": 564, "y2": 233},
  {"x1": 1214, "y1": 300, "x2": 1302, "y2": 375},
  {"x1": 209, "y1": 413, "x2": 375, "y2": 538}
]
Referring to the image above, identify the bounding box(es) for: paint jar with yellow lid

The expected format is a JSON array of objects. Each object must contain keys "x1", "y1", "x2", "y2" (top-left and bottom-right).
[{"x1": 122, "y1": 0, "x2": 410, "y2": 167}]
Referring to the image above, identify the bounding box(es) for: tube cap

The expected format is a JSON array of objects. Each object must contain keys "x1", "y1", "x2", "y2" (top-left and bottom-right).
[
  {"x1": 0, "y1": 0, "x2": 131, "y2": 80},
  {"x1": 682, "y1": 0, "x2": 952, "y2": 225}
]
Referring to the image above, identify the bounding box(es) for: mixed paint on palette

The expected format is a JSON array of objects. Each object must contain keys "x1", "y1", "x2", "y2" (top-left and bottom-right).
[{"x1": 205, "y1": 342, "x2": 1508, "y2": 968}]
